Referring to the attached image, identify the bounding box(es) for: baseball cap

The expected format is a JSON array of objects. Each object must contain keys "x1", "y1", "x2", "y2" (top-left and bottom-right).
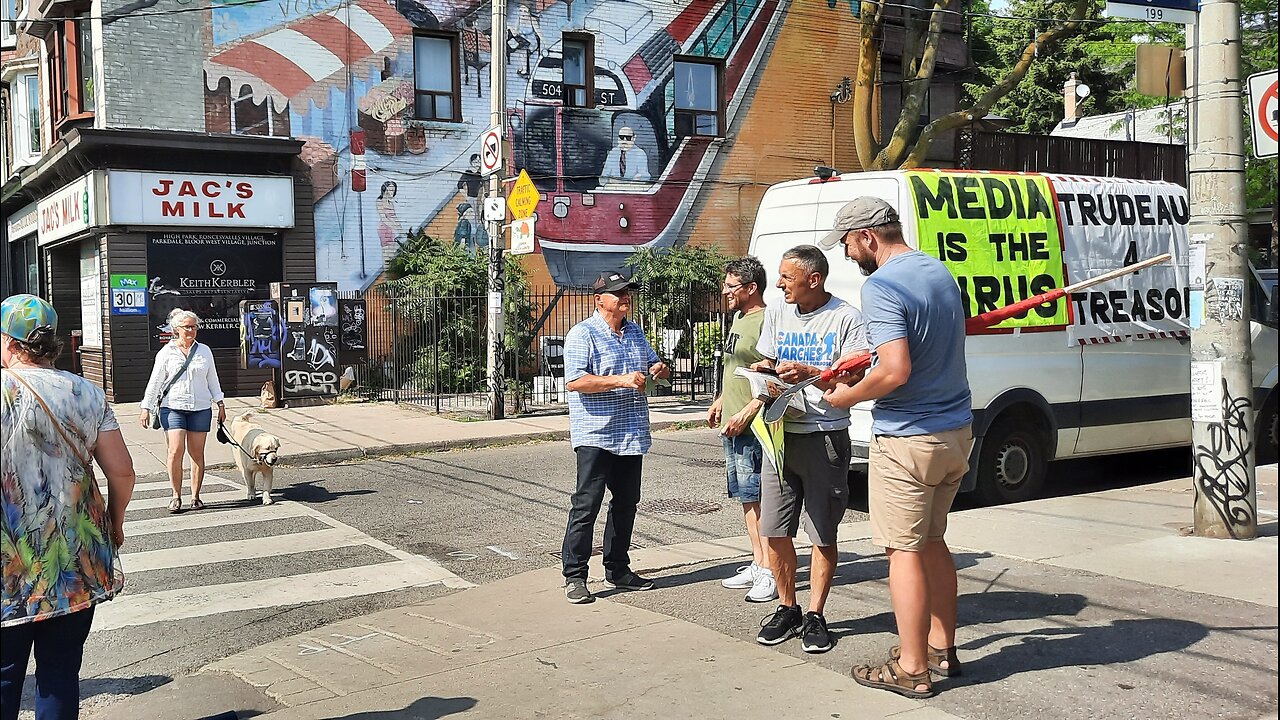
[
  {"x1": 817, "y1": 196, "x2": 900, "y2": 249},
  {"x1": 590, "y1": 271, "x2": 641, "y2": 294},
  {"x1": 1, "y1": 294, "x2": 58, "y2": 341}
]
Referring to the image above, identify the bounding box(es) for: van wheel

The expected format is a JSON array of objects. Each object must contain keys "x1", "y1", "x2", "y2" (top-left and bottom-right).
[
  {"x1": 975, "y1": 418, "x2": 1048, "y2": 505},
  {"x1": 1257, "y1": 393, "x2": 1278, "y2": 466}
]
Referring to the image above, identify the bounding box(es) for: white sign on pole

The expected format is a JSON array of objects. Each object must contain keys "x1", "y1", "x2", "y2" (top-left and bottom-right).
[
  {"x1": 1103, "y1": 1, "x2": 1196, "y2": 24},
  {"x1": 510, "y1": 217, "x2": 536, "y2": 255},
  {"x1": 483, "y1": 197, "x2": 506, "y2": 222},
  {"x1": 1246, "y1": 70, "x2": 1278, "y2": 159},
  {"x1": 479, "y1": 127, "x2": 503, "y2": 177}
]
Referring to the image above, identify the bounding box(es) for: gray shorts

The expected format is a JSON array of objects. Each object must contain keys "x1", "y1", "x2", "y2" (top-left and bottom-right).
[{"x1": 759, "y1": 430, "x2": 852, "y2": 547}]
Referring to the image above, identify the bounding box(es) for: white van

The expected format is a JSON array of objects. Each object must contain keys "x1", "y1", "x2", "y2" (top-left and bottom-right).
[{"x1": 746, "y1": 169, "x2": 1279, "y2": 504}]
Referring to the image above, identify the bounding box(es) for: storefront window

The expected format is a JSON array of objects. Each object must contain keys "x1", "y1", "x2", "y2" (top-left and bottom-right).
[{"x1": 77, "y1": 16, "x2": 95, "y2": 112}]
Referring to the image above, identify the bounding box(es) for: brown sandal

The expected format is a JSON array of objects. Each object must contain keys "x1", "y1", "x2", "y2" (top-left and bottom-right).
[
  {"x1": 852, "y1": 658, "x2": 934, "y2": 699},
  {"x1": 167, "y1": 497, "x2": 182, "y2": 513},
  {"x1": 890, "y1": 644, "x2": 962, "y2": 677}
]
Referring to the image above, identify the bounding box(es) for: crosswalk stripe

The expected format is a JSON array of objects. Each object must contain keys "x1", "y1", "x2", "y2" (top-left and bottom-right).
[
  {"x1": 124, "y1": 503, "x2": 312, "y2": 537},
  {"x1": 120, "y1": 527, "x2": 372, "y2": 573},
  {"x1": 103, "y1": 479, "x2": 237, "y2": 495},
  {"x1": 94, "y1": 561, "x2": 458, "y2": 632},
  {"x1": 126, "y1": 489, "x2": 250, "y2": 511}
]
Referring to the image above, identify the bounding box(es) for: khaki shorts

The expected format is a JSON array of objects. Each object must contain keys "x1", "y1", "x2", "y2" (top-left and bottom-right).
[{"x1": 869, "y1": 425, "x2": 974, "y2": 551}]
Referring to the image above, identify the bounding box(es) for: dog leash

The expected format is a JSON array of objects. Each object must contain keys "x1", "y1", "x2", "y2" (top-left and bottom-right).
[{"x1": 217, "y1": 421, "x2": 258, "y2": 463}]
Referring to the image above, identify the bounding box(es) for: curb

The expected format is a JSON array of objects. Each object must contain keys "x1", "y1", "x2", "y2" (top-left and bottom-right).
[{"x1": 171, "y1": 419, "x2": 701, "y2": 476}]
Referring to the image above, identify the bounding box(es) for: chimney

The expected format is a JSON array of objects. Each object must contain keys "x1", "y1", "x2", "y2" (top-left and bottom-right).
[{"x1": 1063, "y1": 73, "x2": 1080, "y2": 126}]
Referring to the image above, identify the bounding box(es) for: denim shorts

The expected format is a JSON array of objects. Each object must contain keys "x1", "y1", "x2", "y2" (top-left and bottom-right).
[
  {"x1": 160, "y1": 407, "x2": 213, "y2": 433},
  {"x1": 723, "y1": 433, "x2": 763, "y2": 503}
]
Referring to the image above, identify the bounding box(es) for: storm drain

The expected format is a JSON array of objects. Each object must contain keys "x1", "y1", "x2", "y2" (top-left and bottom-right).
[{"x1": 637, "y1": 498, "x2": 722, "y2": 515}]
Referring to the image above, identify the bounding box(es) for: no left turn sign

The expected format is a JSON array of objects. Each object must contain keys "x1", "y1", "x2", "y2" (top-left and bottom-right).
[
  {"x1": 1247, "y1": 70, "x2": 1278, "y2": 159},
  {"x1": 480, "y1": 127, "x2": 503, "y2": 177}
]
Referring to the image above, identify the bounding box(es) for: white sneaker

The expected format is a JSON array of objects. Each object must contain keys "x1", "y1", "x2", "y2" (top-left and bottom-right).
[
  {"x1": 745, "y1": 567, "x2": 778, "y2": 603},
  {"x1": 722, "y1": 563, "x2": 757, "y2": 589}
]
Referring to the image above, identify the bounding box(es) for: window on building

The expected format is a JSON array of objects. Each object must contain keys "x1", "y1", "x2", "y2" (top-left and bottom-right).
[
  {"x1": 562, "y1": 33, "x2": 593, "y2": 108},
  {"x1": 7, "y1": 71, "x2": 42, "y2": 168},
  {"x1": 47, "y1": 10, "x2": 95, "y2": 127},
  {"x1": 413, "y1": 32, "x2": 460, "y2": 122},
  {"x1": 673, "y1": 58, "x2": 722, "y2": 138},
  {"x1": 1, "y1": 0, "x2": 17, "y2": 48}
]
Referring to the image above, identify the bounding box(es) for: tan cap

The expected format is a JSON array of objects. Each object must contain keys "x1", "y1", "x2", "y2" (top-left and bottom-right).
[{"x1": 817, "y1": 196, "x2": 900, "y2": 249}]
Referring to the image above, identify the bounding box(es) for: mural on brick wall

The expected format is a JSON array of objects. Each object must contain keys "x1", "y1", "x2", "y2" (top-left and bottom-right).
[{"x1": 204, "y1": 0, "x2": 790, "y2": 291}]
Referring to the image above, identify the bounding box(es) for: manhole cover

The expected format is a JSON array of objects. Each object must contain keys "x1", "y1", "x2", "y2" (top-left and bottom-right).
[
  {"x1": 637, "y1": 498, "x2": 722, "y2": 515},
  {"x1": 683, "y1": 458, "x2": 725, "y2": 468}
]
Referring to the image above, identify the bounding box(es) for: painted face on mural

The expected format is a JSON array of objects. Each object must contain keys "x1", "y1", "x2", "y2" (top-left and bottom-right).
[{"x1": 617, "y1": 128, "x2": 636, "y2": 152}]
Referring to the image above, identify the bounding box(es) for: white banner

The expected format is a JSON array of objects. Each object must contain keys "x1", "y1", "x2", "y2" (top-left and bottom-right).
[
  {"x1": 1049, "y1": 177, "x2": 1191, "y2": 345},
  {"x1": 106, "y1": 171, "x2": 294, "y2": 228}
]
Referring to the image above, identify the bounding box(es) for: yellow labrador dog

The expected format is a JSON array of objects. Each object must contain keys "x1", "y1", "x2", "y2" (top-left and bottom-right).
[{"x1": 230, "y1": 411, "x2": 282, "y2": 505}]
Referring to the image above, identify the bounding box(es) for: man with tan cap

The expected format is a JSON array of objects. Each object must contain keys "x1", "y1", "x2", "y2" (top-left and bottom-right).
[{"x1": 820, "y1": 196, "x2": 973, "y2": 699}]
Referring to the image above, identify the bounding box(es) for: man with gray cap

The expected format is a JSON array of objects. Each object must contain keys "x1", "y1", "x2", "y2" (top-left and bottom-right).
[
  {"x1": 821, "y1": 196, "x2": 972, "y2": 699},
  {"x1": 559, "y1": 271, "x2": 670, "y2": 604}
]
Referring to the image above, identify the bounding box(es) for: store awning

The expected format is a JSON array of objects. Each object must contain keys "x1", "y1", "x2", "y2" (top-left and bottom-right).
[{"x1": 205, "y1": 0, "x2": 411, "y2": 110}]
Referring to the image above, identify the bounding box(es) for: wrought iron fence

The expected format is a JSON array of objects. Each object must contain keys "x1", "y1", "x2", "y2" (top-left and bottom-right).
[{"x1": 339, "y1": 283, "x2": 729, "y2": 414}]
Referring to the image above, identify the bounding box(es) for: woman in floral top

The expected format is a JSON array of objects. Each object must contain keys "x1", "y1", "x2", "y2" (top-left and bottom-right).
[{"x1": 1, "y1": 294, "x2": 137, "y2": 720}]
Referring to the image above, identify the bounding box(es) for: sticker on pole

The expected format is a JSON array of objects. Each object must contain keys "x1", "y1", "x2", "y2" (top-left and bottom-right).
[
  {"x1": 510, "y1": 216, "x2": 536, "y2": 255},
  {"x1": 479, "y1": 127, "x2": 503, "y2": 177},
  {"x1": 1247, "y1": 70, "x2": 1278, "y2": 159}
]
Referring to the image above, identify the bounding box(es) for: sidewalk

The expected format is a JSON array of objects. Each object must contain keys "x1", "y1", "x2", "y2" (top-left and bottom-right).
[
  {"x1": 98, "y1": 465, "x2": 1278, "y2": 720},
  {"x1": 113, "y1": 396, "x2": 711, "y2": 477}
]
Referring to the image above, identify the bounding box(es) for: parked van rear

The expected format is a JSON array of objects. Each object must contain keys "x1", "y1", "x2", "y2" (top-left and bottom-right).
[{"x1": 747, "y1": 169, "x2": 1279, "y2": 504}]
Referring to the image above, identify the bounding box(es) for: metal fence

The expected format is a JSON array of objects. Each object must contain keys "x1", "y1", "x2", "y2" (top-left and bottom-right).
[
  {"x1": 957, "y1": 130, "x2": 1188, "y2": 186},
  {"x1": 339, "y1": 283, "x2": 729, "y2": 414}
]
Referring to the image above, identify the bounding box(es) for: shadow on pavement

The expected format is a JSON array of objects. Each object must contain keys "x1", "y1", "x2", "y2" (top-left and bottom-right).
[
  {"x1": 18, "y1": 674, "x2": 172, "y2": 715},
  {"x1": 954, "y1": 617, "x2": 1210, "y2": 685},
  {"x1": 280, "y1": 480, "x2": 376, "y2": 503},
  {"x1": 320, "y1": 695, "x2": 477, "y2": 719}
]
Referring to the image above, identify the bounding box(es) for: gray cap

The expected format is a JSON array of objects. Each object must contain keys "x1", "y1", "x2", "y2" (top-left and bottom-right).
[{"x1": 817, "y1": 196, "x2": 900, "y2": 249}]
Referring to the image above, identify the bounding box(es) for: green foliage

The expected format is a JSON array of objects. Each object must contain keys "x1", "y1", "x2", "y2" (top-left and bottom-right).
[
  {"x1": 376, "y1": 227, "x2": 537, "y2": 399},
  {"x1": 693, "y1": 321, "x2": 722, "y2": 370},
  {"x1": 965, "y1": 0, "x2": 1185, "y2": 134},
  {"x1": 624, "y1": 245, "x2": 732, "y2": 331}
]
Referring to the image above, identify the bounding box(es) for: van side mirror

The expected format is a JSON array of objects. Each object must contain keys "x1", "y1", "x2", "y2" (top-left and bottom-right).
[{"x1": 1269, "y1": 286, "x2": 1279, "y2": 325}]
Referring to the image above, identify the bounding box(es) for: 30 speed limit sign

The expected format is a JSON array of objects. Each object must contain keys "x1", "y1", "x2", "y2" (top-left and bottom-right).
[{"x1": 1247, "y1": 70, "x2": 1278, "y2": 159}]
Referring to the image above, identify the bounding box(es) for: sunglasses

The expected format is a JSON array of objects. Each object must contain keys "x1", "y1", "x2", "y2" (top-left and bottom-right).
[{"x1": 618, "y1": 134, "x2": 635, "y2": 140}]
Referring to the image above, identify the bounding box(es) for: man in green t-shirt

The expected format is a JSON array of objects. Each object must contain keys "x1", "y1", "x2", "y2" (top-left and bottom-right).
[{"x1": 707, "y1": 256, "x2": 777, "y2": 603}]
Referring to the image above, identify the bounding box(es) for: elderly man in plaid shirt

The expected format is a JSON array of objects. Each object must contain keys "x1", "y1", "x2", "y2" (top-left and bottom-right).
[{"x1": 560, "y1": 271, "x2": 671, "y2": 604}]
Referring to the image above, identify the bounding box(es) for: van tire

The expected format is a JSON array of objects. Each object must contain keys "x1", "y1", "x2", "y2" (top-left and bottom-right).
[
  {"x1": 1257, "y1": 393, "x2": 1278, "y2": 466},
  {"x1": 974, "y1": 417, "x2": 1048, "y2": 505}
]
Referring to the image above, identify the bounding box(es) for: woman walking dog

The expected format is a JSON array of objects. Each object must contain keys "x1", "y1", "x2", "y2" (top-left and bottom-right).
[{"x1": 140, "y1": 309, "x2": 225, "y2": 512}]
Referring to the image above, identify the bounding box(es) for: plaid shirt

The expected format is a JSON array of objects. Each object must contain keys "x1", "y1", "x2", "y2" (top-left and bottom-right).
[{"x1": 565, "y1": 313, "x2": 659, "y2": 455}]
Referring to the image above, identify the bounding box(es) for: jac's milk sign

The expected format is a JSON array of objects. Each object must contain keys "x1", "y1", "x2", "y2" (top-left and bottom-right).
[
  {"x1": 37, "y1": 172, "x2": 100, "y2": 246},
  {"x1": 106, "y1": 171, "x2": 294, "y2": 228}
]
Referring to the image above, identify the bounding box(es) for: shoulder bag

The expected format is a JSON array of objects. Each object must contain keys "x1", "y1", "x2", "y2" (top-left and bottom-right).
[{"x1": 147, "y1": 343, "x2": 199, "y2": 430}]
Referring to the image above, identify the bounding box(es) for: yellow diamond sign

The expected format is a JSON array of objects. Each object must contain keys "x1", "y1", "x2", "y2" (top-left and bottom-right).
[{"x1": 508, "y1": 170, "x2": 540, "y2": 220}]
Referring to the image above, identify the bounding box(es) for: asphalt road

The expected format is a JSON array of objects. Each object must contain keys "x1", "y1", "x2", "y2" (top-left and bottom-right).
[{"x1": 28, "y1": 427, "x2": 1208, "y2": 719}]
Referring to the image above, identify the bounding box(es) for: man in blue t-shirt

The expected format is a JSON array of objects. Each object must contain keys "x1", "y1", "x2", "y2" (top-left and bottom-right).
[{"x1": 822, "y1": 196, "x2": 973, "y2": 700}]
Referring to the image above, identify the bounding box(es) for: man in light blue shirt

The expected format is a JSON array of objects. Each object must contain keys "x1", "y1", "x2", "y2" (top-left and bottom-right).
[
  {"x1": 823, "y1": 196, "x2": 973, "y2": 700},
  {"x1": 560, "y1": 271, "x2": 669, "y2": 604}
]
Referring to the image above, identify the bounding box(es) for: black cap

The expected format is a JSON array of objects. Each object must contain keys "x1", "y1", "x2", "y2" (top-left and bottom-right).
[{"x1": 591, "y1": 271, "x2": 641, "y2": 294}]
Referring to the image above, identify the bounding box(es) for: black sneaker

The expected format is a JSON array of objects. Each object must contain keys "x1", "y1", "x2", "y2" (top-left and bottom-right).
[
  {"x1": 604, "y1": 571, "x2": 655, "y2": 591},
  {"x1": 565, "y1": 579, "x2": 594, "y2": 604},
  {"x1": 757, "y1": 604, "x2": 803, "y2": 645},
  {"x1": 800, "y1": 611, "x2": 833, "y2": 653}
]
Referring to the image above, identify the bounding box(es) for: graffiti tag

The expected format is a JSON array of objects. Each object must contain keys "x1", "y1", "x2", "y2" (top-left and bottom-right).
[
  {"x1": 283, "y1": 369, "x2": 338, "y2": 395},
  {"x1": 1192, "y1": 377, "x2": 1256, "y2": 537}
]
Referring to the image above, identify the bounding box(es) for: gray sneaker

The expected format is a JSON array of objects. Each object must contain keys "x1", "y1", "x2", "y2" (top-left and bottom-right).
[
  {"x1": 603, "y1": 571, "x2": 655, "y2": 591},
  {"x1": 565, "y1": 579, "x2": 594, "y2": 604}
]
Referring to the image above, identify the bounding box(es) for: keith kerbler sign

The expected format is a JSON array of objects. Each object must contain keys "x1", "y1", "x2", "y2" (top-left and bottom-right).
[{"x1": 107, "y1": 171, "x2": 295, "y2": 228}]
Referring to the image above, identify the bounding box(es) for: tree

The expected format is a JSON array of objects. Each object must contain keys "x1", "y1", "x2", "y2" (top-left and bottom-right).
[{"x1": 854, "y1": 0, "x2": 1094, "y2": 169}]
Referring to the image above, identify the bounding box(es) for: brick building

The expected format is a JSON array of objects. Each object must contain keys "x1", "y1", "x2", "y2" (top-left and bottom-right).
[{"x1": 1, "y1": 0, "x2": 968, "y2": 399}]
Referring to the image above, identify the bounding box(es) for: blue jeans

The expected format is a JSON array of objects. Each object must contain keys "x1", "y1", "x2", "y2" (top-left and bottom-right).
[
  {"x1": 160, "y1": 407, "x2": 212, "y2": 432},
  {"x1": 561, "y1": 446, "x2": 642, "y2": 582},
  {"x1": 0, "y1": 608, "x2": 96, "y2": 720},
  {"x1": 722, "y1": 433, "x2": 763, "y2": 503}
]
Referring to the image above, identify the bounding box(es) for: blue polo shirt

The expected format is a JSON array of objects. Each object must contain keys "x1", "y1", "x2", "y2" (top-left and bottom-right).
[{"x1": 564, "y1": 313, "x2": 660, "y2": 455}]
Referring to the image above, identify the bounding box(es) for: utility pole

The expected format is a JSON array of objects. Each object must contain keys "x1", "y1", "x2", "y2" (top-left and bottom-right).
[
  {"x1": 487, "y1": 0, "x2": 508, "y2": 420},
  {"x1": 1188, "y1": 0, "x2": 1255, "y2": 539}
]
